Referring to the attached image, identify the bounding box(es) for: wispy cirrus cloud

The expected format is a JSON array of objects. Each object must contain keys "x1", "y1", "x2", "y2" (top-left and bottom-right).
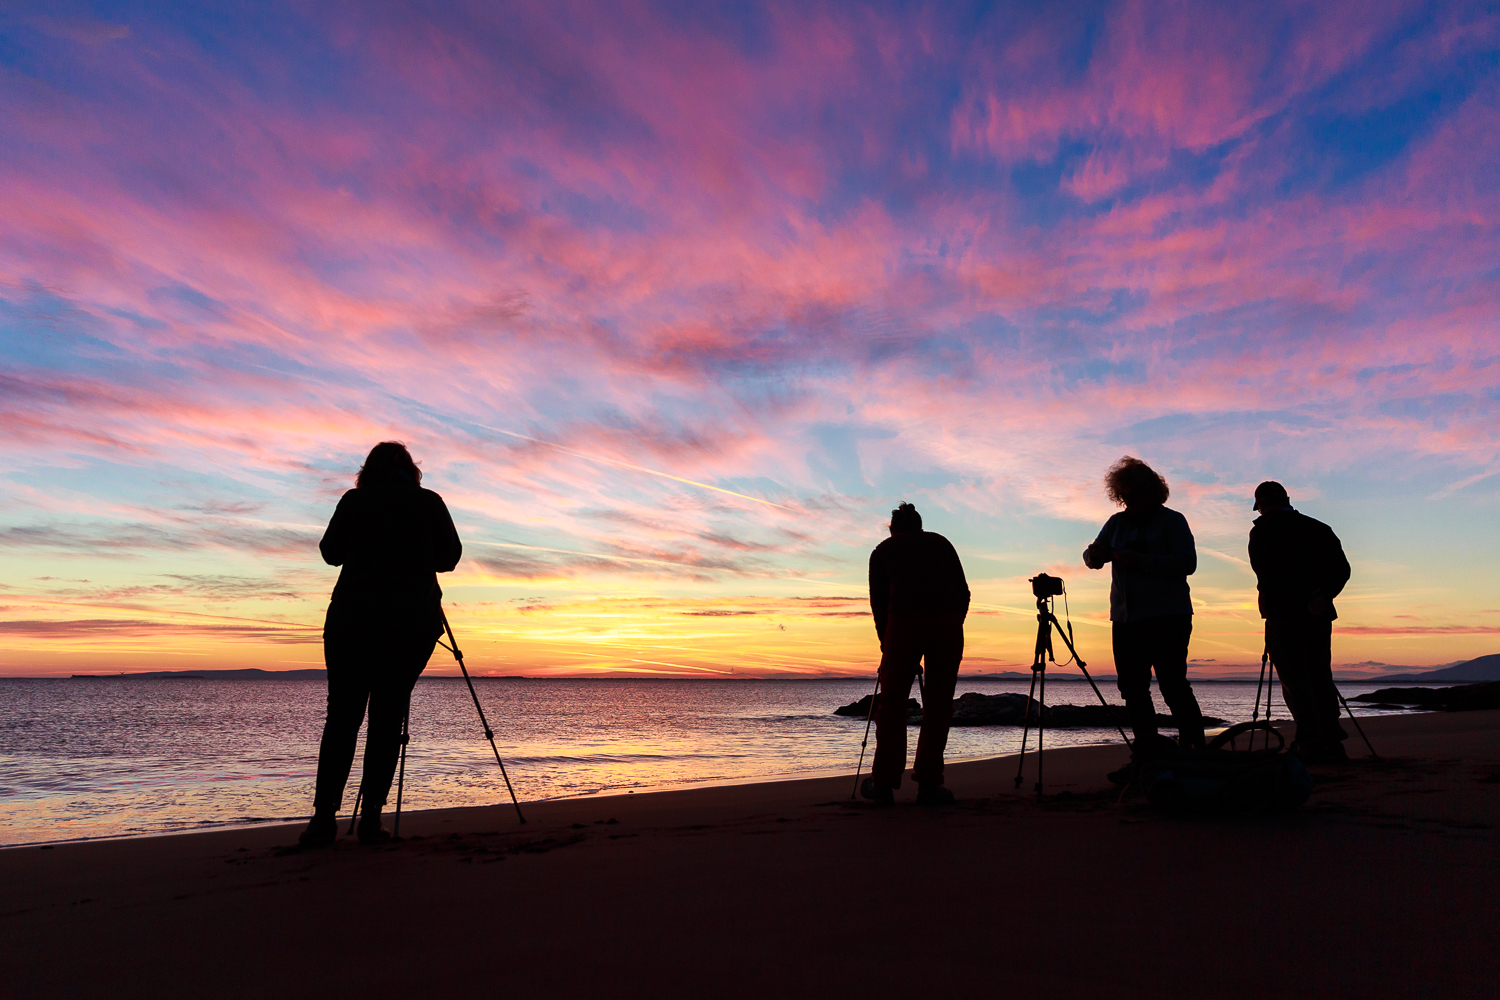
[{"x1": 1, "y1": 1, "x2": 1497, "y2": 674}]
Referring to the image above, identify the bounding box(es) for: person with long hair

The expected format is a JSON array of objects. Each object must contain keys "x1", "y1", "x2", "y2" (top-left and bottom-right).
[
  {"x1": 1082, "y1": 457, "x2": 1205, "y2": 760},
  {"x1": 299, "y1": 442, "x2": 462, "y2": 846}
]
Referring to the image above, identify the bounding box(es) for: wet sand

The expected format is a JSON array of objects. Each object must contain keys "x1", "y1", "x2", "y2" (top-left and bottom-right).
[{"x1": 4, "y1": 710, "x2": 1497, "y2": 999}]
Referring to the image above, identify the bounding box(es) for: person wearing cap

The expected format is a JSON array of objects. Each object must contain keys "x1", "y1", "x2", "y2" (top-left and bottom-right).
[
  {"x1": 864, "y1": 502, "x2": 971, "y2": 806},
  {"x1": 1082, "y1": 457, "x2": 1206, "y2": 757},
  {"x1": 1249, "y1": 481, "x2": 1352, "y2": 763}
]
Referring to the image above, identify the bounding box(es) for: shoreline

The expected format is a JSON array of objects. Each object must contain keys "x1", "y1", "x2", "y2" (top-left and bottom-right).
[
  {"x1": 0, "y1": 704, "x2": 1432, "y2": 850},
  {"x1": 4, "y1": 709, "x2": 1497, "y2": 998},
  {"x1": 0, "y1": 744, "x2": 1106, "y2": 851}
]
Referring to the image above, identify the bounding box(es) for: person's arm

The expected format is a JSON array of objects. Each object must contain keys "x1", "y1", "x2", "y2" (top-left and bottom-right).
[
  {"x1": 428, "y1": 493, "x2": 462, "y2": 573},
  {"x1": 1307, "y1": 523, "x2": 1351, "y2": 616},
  {"x1": 1082, "y1": 519, "x2": 1114, "y2": 569},
  {"x1": 944, "y1": 537, "x2": 971, "y2": 619},
  {"x1": 1323, "y1": 526, "x2": 1350, "y2": 600},
  {"x1": 1248, "y1": 523, "x2": 1268, "y2": 618},
  {"x1": 1135, "y1": 510, "x2": 1196, "y2": 577},
  {"x1": 869, "y1": 547, "x2": 890, "y2": 643},
  {"x1": 318, "y1": 493, "x2": 353, "y2": 567}
]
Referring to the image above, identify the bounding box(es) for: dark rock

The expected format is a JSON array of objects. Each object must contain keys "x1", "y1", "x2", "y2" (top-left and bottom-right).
[
  {"x1": 833, "y1": 694, "x2": 921, "y2": 718},
  {"x1": 950, "y1": 691, "x2": 1037, "y2": 726},
  {"x1": 1349, "y1": 681, "x2": 1500, "y2": 712},
  {"x1": 834, "y1": 691, "x2": 1226, "y2": 729}
]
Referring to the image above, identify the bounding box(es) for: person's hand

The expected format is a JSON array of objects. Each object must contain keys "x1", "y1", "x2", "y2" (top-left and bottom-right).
[
  {"x1": 1112, "y1": 548, "x2": 1142, "y2": 570},
  {"x1": 1082, "y1": 542, "x2": 1106, "y2": 569}
]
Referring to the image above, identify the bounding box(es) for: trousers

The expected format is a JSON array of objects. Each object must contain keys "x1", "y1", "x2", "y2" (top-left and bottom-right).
[
  {"x1": 872, "y1": 612, "x2": 964, "y2": 788},
  {"x1": 1113, "y1": 613, "x2": 1205, "y2": 749},
  {"x1": 1265, "y1": 616, "x2": 1346, "y2": 748},
  {"x1": 312, "y1": 628, "x2": 437, "y2": 816}
]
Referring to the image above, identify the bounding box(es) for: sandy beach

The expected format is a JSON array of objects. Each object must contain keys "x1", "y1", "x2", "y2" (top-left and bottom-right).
[{"x1": 5, "y1": 710, "x2": 1497, "y2": 999}]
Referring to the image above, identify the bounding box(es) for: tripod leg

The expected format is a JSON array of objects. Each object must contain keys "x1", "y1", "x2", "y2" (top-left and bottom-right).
[
  {"x1": 1015, "y1": 667, "x2": 1039, "y2": 789},
  {"x1": 1017, "y1": 607, "x2": 1051, "y2": 790},
  {"x1": 1058, "y1": 614, "x2": 1131, "y2": 749},
  {"x1": 442, "y1": 609, "x2": 526, "y2": 824},
  {"x1": 851, "y1": 672, "x2": 881, "y2": 799},
  {"x1": 393, "y1": 709, "x2": 409, "y2": 839},
  {"x1": 1250, "y1": 649, "x2": 1268, "y2": 752},
  {"x1": 1035, "y1": 665, "x2": 1046, "y2": 798},
  {"x1": 1336, "y1": 688, "x2": 1379, "y2": 759},
  {"x1": 1265, "y1": 655, "x2": 1276, "y2": 749}
]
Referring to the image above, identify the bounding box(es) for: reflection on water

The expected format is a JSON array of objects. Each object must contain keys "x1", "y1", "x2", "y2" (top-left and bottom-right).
[{"x1": 0, "y1": 677, "x2": 1412, "y2": 845}]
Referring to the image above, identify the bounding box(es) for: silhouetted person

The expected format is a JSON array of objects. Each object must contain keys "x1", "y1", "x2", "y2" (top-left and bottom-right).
[
  {"x1": 1249, "y1": 481, "x2": 1351, "y2": 764},
  {"x1": 299, "y1": 442, "x2": 461, "y2": 846},
  {"x1": 1082, "y1": 456, "x2": 1205, "y2": 756},
  {"x1": 864, "y1": 502, "x2": 970, "y2": 806}
]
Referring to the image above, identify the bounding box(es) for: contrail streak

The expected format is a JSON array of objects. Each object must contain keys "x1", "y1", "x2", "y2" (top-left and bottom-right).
[
  {"x1": 627, "y1": 658, "x2": 733, "y2": 674},
  {"x1": 471, "y1": 422, "x2": 791, "y2": 510}
]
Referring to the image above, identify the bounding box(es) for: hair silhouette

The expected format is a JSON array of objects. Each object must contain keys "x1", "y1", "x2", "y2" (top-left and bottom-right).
[
  {"x1": 890, "y1": 502, "x2": 923, "y2": 533},
  {"x1": 357, "y1": 441, "x2": 422, "y2": 488},
  {"x1": 1254, "y1": 480, "x2": 1290, "y2": 508},
  {"x1": 1105, "y1": 456, "x2": 1169, "y2": 507}
]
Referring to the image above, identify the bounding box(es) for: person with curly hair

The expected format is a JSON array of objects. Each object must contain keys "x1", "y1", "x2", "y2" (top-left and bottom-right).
[{"x1": 1082, "y1": 457, "x2": 1205, "y2": 756}]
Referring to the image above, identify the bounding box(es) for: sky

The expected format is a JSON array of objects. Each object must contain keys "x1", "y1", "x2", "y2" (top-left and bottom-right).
[{"x1": 1, "y1": 1, "x2": 1497, "y2": 679}]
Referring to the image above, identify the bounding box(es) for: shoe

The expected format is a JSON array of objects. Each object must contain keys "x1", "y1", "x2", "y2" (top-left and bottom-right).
[
  {"x1": 860, "y1": 777, "x2": 895, "y2": 806},
  {"x1": 916, "y1": 783, "x2": 955, "y2": 806},
  {"x1": 357, "y1": 808, "x2": 392, "y2": 845},
  {"x1": 1106, "y1": 759, "x2": 1139, "y2": 786},
  {"x1": 1291, "y1": 740, "x2": 1350, "y2": 765},
  {"x1": 298, "y1": 813, "x2": 338, "y2": 847},
  {"x1": 357, "y1": 821, "x2": 392, "y2": 845}
]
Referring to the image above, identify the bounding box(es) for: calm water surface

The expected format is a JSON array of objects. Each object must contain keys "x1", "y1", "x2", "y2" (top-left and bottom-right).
[{"x1": 0, "y1": 676, "x2": 1412, "y2": 846}]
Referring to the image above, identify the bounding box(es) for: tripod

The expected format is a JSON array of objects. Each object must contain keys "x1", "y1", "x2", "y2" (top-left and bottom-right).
[
  {"x1": 348, "y1": 607, "x2": 527, "y2": 837},
  {"x1": 1254, "y1": 647, "x2": 1379, "y2": 758},
  {"x1": 850, "y1": 665, "x2": 927, "y2": 799},
  {"x1": 1013, "y1": 592, "x2": 1130, "y2": 798}
]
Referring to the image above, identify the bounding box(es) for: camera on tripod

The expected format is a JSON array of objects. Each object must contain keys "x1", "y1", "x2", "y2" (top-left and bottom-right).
[{"x1": 1029, "y1": 573, "x2": 1064, "y2": 599}]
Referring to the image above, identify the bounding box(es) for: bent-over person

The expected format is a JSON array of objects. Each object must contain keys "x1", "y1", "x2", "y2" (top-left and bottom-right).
[
  {"x1": 1083, "y1": 456, "x2": 1206, "y2": 757},
  {"x1": 299, "y1": 441, "x2": 462, "y2": 846},
  {"x1": 864, "y1": 502, "x2": 970, "y2": 806},
  {"x1": 1249, "y1": 481, "x2": 1351, "y2": 764}
]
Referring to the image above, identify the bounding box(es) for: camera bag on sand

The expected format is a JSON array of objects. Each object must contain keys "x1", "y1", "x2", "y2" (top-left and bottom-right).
[{"x1": 1139, "y1": 722, "x2": 1313, "y2": 814}]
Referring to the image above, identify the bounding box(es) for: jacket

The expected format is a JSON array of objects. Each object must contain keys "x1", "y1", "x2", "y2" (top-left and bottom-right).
[
  {"x1": 1089, "y1": 506, "x2": 1196, "y2": 622},
  {"x1": 1248, "y1": 508, "x2": 1349, "y2": 620},
  {"x1": 868, "y1": 531, "x2": 970, "y2": 641},
  {"x1": 320, "y1": 480, "x2": 462, "y2": 638}
]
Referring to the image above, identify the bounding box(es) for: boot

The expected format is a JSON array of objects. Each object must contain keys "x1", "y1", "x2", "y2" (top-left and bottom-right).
[
  {"x1": 298, "y1": 811, "x2": 338, "y2": 847},
  {"x1": 916, "y1": 782, "x2": 955, "y2": 806},
  {"x1": 357, "y1": 803, "x2": 392, "y2": 845},
  {"x1": 860, "y1": 777, "x2": 895, "y2": 806}
]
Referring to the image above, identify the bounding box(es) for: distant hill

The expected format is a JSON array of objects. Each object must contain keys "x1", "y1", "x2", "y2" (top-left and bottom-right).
[
  {"x1": 1382, "y1": 654, "x2": 1500, "y2": 683},
  {"x1": 72, "y1": 668, "x2": 326, "y2": 680}
]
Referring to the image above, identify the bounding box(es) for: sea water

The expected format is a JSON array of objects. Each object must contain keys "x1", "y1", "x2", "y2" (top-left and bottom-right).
[{"x1": 0, "y1": 676, "x2": 1412, "y2": 846}]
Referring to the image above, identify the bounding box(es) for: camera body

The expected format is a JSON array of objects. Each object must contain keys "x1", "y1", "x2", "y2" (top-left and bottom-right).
[{"x1": 1030, "y1": 573, "x2": 1064, "y2": 599}]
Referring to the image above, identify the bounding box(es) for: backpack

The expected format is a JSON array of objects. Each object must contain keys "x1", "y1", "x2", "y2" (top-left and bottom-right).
[{"x1": 1138, "y1": 722, "x2": 1313, "y2": 814}]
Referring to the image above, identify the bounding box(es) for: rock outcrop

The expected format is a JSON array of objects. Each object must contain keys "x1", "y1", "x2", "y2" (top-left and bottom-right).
[
  {"x1": 834, "y1": 691, "x2": 1227, "y2": 728},
  {"x1": 1349, "y1": 681, "x2": 1500, "y2": 712}
]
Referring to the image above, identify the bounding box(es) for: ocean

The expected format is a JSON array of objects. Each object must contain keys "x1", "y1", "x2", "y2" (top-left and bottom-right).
[{"x1": 0, "y1": 676, "x2": 1412, "y2": 846}]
